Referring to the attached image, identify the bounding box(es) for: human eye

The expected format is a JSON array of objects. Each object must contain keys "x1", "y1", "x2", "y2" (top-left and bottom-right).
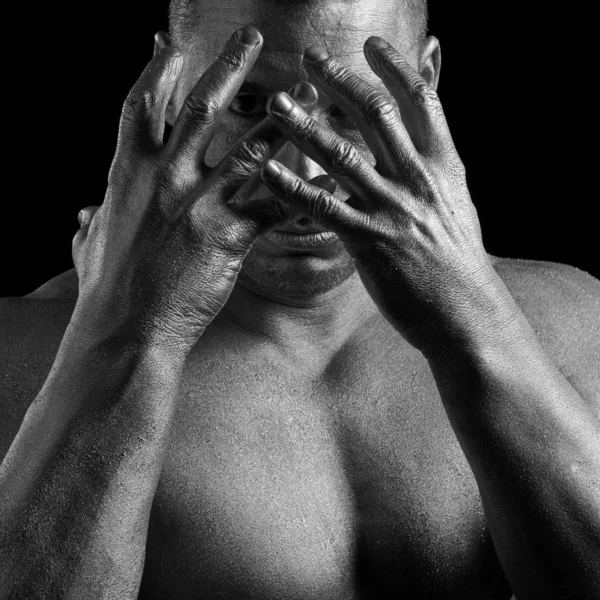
[{"x1": 229, "y1": 93, "x2": 268, "y2": 117}]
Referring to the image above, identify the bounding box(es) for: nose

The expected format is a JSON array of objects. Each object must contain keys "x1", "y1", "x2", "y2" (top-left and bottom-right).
[{"x1": 273, "y1": 140, "x2": 325, "y2": 183}]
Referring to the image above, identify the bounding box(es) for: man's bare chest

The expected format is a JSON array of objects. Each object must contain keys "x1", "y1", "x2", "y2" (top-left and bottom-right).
[{"x1": 139, "y1": 322, "x2": 512, "y2": 599}]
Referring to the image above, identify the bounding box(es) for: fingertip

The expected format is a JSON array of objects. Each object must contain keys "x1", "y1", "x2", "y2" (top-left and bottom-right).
[
  {"x1": 365, "y1": 36, "x2": 388, "y2": 50},
  {"x1": 267, "y1": 92, "x2": 296, "y2": 116},
  {"x1": 235, "y1": 25, "x2": 262, "y2": 47},
  {"x1": 289, "y1": 82, "x2": 318, "y2": 105},
  {"x1": 164, "y1": 45, "x2": 182, "y2": 59},
  {"x1": 304, "y1": 44, "x2": 329, "y2": 64},
  {"x1": 154, "y1": 30, "x2": 172, "y2": 48},
  {"x1": 261, "y1": 160, "x2": 281, "y2": 181}
]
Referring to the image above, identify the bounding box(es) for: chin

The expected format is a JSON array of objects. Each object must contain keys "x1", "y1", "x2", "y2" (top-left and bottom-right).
[{"x1": 236, "y1": 240, "x2": 357, "y2": 300}]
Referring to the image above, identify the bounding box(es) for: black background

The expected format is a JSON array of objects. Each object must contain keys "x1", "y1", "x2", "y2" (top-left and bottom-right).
[{"x1": 2, "y1": 2, "x2": 596, "y2": 297}]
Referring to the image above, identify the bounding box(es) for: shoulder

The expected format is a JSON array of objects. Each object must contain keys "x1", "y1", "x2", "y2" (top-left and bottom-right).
[
  {"x1": 490, "y1": 255, "x2": 599, "y2": 332},
  {"x1": 1, "y1": 268, "x2": 79, "y2": 354},
  {"x1": 490, "y1": 255, "x2": 599, "y2": 409},
  {"x1": 0, "y1": 270, "x2": 78, "y2": 460},
  {"x1": 490, "y1": 254, "x2": 599, "y2": 302},
  {"x1": 23, "y1": 267, "x2": 79, "y2": 300},
  {"x1": 1, "y1": 268, "x2": 79, "y2": 341}
]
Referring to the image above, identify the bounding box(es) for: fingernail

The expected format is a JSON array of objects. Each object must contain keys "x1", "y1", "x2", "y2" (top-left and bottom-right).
[
  {"x1": 366, "y1": 36, "x2": 388, "y2": 49},
  {"x1": 262, "y1": 161, "x2": 281, "y2": 180},
  {"x1": 271, "y1": 92, "x2": 294, "y2": 115},
  {"x1": 290, "y1": 82, "x2": 317, "y2": 104},
  {"x1": 304, "y1": 44, "x2": 329, "y2": 63},
  {"x1": 236, "y1": 25, "x2": 261, "y2": 46},
  {"x1": 77, "y1": 210, "x2": 85, "y2": 226}
]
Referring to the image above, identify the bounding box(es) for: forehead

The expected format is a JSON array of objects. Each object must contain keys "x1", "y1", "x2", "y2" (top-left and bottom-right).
[{"x1": 180, "y1": 0, "x2": 416, "y2": 93}]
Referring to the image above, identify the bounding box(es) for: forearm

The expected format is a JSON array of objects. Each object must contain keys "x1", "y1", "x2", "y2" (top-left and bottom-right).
[
  {"x1": 0, "y1": 319, "x2": 188, "y2": 599},
  {"x1": 427, "y1": 302, "x2": 600, "y2": 600}
]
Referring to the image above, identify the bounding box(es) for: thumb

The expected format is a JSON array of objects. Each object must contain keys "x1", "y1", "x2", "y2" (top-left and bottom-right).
[
  {"x1": 73, "y1": 205, "x2": 100, "y2": 274},
  {"x1": 77, "y1": 205, "x2": 100, "y2": 228}
]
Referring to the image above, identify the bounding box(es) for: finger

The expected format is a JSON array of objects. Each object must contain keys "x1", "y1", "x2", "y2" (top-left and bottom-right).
[
  {"x1": 118, "y1": 45, "x2": 183, "y2": 155},
  {"x1": 165, "y1": 25, "x2": 263, "y2": 170},
  {"x1": 266, "y1": 92, "x2": 387, "y2": 211},
  {"x1": 303, "y1": 46, "x2": 418, "y2": 177},
  {"x1": 364, "y1": 37, "x2": 453, "y2": 157},
  {"x1": 259, "y1": 159, "x2": 370, "y2": 238},
  {"x1": 241, "y1": 171, "x2": 337, "y2": 231},
  {"x1": 205, "y1": 81, "x2": 319, "y2": 201}
]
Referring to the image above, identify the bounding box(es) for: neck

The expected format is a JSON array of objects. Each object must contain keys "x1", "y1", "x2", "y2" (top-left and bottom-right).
[{"x1": 214, "y1": 270, "x2": 379, "y2": 358}]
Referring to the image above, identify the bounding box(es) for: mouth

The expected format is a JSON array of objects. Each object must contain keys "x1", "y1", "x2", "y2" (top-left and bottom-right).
[
  {"x1": 259, "y1": 193, "x2": 333, "y2": 234},
  {"x1": 256, "y1": 193, "x2": 340, "y2": 249},
  {"x1": 274, "y1": 218, "x2": 329, "y2": 235},
  {"x1": 265, "y1": 228, "x2": 338, "y2": 249}
]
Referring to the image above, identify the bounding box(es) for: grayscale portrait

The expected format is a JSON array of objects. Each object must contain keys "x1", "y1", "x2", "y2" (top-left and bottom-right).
[{"x1": 1, "y1": 1, "x2": 598, "y2": 599}]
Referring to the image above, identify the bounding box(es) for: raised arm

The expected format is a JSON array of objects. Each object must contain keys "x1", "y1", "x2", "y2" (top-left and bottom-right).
[
  {"x1": 0, "y1": 25, "x2": 314, "y2": 599},
  {"x1": 257, "y1": 37, "x2": 600, "y2": 600}
]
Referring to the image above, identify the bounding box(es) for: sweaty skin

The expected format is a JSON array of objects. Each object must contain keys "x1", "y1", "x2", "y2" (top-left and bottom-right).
[{"x1": 1, "y1": 1, "x2": 599, "y2": 599}]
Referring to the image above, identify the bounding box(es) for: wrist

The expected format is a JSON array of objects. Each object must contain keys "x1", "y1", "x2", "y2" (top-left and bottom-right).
[
  {"x1": 425, "y1": 303, "x2": 537, "y2": 376},
  {"x1": 64, "y1": 299, "x2": 198, "y2": 364},
  {"x1": 422, "y1": 273, "x2": 526, "y2": 363}
]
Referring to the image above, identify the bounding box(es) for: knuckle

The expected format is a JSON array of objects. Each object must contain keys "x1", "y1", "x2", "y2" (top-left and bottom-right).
[
  {"x1": 292, "y1": 113, "x2": 317, "y2": 138},
  {"x1": 231, "y1": 137, "x2": 270, "y2": 176},
  {"x1": 163, "y1": 156, "x2": 185, "y2": 180},
  {"x1": 411, "y1": 82, "x2": 441, "y2": 110},
  {"x1": 322, "y1": 62, "x2": 352, "y2": 88},
  {"x1": 159, "y1": 158, "x2": 195, "y2": 194},
  {"x1": 364, "y1": 95, "x2": 399, "y2": 127},
  {"x1": 330, "y1": 140, "x2": 361, "y2": 171},
  {"x1": 122, "y1": 90, "x2": 157, "y2": 117},
  {"x1": 447, "y1": 157, "x2": 467, "y2": 182},
  {"x1": 219, "y1": 48, "x2": 247, "y2": 73},
  {"x1": 160, "y1": 159, "x2": 184, "y2": 189},
  {"x1": 307, "y1": 189, "x2": 335, "y2": 220},
  {"x1": 284, "y1": 177, "x2": 304, "y2": 200},
  {"x1": 183, "y1": 94, "x2": 220, "y2": 125}
]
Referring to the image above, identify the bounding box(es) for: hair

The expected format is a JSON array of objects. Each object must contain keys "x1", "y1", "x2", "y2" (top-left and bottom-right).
[{"x1": 169, "y1": 0, "x2": 429, "y2": 49}]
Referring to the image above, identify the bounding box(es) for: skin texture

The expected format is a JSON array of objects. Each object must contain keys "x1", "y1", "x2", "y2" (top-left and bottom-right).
[
  {"x1": 1, "y1": 1, "x2": 599, "y2": 599},
  {"x1": 167, "y1": 0, "x2": 438, "y2": 310}
]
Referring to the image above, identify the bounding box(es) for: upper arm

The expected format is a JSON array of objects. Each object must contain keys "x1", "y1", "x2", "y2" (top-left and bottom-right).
[{"x1": 493, "y1": 258, "x2": 600, "y2": 417}]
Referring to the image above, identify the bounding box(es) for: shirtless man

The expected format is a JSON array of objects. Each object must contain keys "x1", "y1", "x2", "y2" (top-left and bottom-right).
[{"x1": 1, "y1": 0, "x2": 599, "y2": 597}]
